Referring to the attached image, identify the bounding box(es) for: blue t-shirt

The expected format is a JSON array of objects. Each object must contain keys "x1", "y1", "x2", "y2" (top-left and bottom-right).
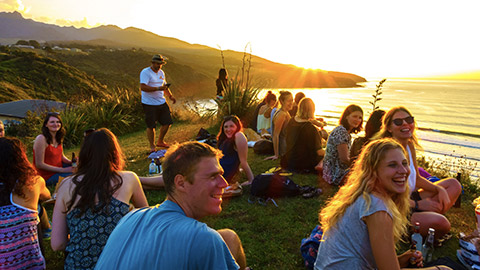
[
  {"x1": 95, "y1": 200, "x2": 239, "y2": 270},
  {"x1": 314, "y1": 194, "x2": 392, "y2": 270}
]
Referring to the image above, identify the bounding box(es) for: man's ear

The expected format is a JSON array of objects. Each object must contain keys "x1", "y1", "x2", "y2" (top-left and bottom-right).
[{"x1": 174, "y1": 174, "x2": 187, "y2": 193}]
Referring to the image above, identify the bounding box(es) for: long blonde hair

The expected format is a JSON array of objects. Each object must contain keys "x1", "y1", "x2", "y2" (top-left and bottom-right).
[
  {"x1": 374, "y1": 106, "x2": 420, "y2": 148},
  {"x1": 319, "y1": 138, "x2": 410, "y2": 245}
]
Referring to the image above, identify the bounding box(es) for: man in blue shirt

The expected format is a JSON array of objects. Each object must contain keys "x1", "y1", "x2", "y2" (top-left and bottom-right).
[{"x1": 95, "y1": 142, "x2": 248, "y2": 270}]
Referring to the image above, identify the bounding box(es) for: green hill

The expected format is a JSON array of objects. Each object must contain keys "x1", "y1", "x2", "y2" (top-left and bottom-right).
[{"x1": 0, "y1": 48, "x2": 108, "y2": 102}]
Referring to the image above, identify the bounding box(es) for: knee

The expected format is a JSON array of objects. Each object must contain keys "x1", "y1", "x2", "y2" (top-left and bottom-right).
[
  {"x1": 443, "y1": 178, "x2": 462, "y2": 197},
  {"x1": 217, "y1": 229, "x2": 240, "y2": 245},
  {"x1": 428, "y1": 215, "x2": 451, "y2": 238}
]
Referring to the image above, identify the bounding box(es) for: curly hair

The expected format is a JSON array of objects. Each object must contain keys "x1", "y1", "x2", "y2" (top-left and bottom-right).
[
  {"x1": 41, "y1": 112, "x2": 66, "y2": 145},
  {"x1": 66, "y1": 128, "x2": 125, "y2": 217},
  {"x1": 0, "y1": 137, "x2": 37, "y2": 205},
  {"x1": 319, "y1": 138, "x2": 410, "y2": 246}
]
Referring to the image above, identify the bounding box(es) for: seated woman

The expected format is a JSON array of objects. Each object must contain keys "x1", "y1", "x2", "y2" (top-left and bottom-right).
[
  {"x1": 281, "y1": 98, "x2": 324, "y2": 173},
  {"x1": 217, "y1": 115, "x2": 254, "y2": 193},
  {"x1": 315, "y1": 138, "x2": 450, "y2": 270},
  {"x1": 265, "y1": 91, "x2": 294, "y2": 161},
  {"x1": 51, "y1": 128, "x2": 148, "y2": 269},
  {"x1": 350, "y1": 109, "x2": 386, "y2": 162},
  {"x1": 0, "y1": 137, "x2": 51, "y2": 269},
  {"x1": 323, "y1": 104, "x2": 363, "y2": 185},
  {"x1": 257, "y1": 91, "x2": 277, "y2": 135},
  {"x1": 33, "y1": 112, "x2": 73, "y2": 186},
  {"x1": 375, "y1": 106, "x2": 461, "y2": 239}
]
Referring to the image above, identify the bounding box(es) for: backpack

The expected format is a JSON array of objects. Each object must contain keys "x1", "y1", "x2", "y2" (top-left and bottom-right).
[
  {"x1": 300, "y1": 225, "x2": 323, "y2": 270},
  {"x1": 250, "y1": 173, "x2": 301, "y2": 198},
  {"x1": 253, "y1": 139, "x2": 274, "y2": 155}
]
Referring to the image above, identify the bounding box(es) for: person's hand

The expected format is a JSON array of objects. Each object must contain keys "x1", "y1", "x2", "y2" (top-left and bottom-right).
[
  {"x1": 436, "y1": 186, "x2": 451, "y2": 211},
  {"x1": 63, "y1": 166, "x2": 74, "y2": 173},
  {"x1": 418, "y1": 197, "x2": 442, "y2": 212},
  {"x1": 170, "y1": 96, "x2": 177, "y2": 104},
  {"x1": 410, "y1": 250, "x2": 423, "y2": 268},
  {"x1": 398, "y1": 250, "x2": 423, "y2": 268},
  {"x1": 264, "y1": 155, "x2": 278, "y2": 161}
]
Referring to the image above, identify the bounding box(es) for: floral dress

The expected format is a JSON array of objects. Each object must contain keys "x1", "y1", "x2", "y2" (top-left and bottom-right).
[{"x1": 323, "y1": 125, "x2": 351, "y2": 185}]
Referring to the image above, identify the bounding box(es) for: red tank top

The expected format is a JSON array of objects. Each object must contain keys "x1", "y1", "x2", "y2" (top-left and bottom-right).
[{"x1": 33, "y1": 144, "x2": 63, "y2": 181}]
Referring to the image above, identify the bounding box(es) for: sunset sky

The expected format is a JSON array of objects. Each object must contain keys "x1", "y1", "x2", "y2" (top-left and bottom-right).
[{"x1": 1, "y1": 0, "x2": 479, "y2": 79}]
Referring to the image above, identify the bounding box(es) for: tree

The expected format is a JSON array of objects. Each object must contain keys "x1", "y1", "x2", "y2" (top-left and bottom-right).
[
  {"x1": 28, "y1": 40, "x2": 41, "y2": 48},
  {"x1": 15, "y1": 40, "x2": 29, "y2": 46}
]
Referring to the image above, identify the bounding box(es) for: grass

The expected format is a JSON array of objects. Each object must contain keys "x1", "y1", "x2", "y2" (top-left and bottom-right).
[{"x1": 41, "y1": 122, "x2": 478, "y2": 269}]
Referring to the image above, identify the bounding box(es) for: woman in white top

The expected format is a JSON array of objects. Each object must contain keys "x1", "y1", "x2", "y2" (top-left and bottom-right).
[
  {"x1": 375, "y1": 106, "x2": 461, "y2": 238},
  {"x1": 256, "y1": 91, "x2": 277, "y2": 135}
]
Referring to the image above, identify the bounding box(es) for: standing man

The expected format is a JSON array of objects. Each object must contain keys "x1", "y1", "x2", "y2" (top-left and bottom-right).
[
  {"x1": 140, "y1": 54, "x2": 176, "y2": 152},
  {"x1": 95, "y1": 142, "x2": 248, "y2": 270}
]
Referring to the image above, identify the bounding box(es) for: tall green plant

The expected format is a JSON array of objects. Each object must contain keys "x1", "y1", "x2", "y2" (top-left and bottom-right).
[
  {"x1": 215, "y1": 43, "x2": 260, "y2": 122},
  {"x1": 370, "y1": 78, "x2": 386, "y2": 112}
]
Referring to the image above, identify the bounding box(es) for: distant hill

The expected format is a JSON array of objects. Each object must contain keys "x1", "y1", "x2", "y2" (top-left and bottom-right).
[
  {"x1": 0, "y1": 48, "x2": 108, "y2": 102},
  {"x1": 0, "y1": 11, "x2": 366, "y2": 101}
]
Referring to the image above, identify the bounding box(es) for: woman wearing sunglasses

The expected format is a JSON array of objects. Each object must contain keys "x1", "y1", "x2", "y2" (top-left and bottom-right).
[{"x1": 375, "y1": 106, "x2": 461, "y2": 239}]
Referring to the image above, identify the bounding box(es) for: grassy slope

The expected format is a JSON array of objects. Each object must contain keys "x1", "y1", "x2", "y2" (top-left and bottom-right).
[
  {"x1": 42, "y1": 122, "x2": 477, "y2": 269},
  {"x1": 0, "y1": 49, "x2": 108, "y2": 102}
]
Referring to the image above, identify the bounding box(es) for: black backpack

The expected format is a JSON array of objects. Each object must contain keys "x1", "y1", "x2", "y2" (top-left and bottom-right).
[{"x1": 250, "y1": 173, "x2": 301, "y2": 198}]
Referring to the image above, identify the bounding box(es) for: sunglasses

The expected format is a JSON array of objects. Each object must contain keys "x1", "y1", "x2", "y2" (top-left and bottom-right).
[{"x1": 392, "y1": 116, "x2": 414, "y2": 126}]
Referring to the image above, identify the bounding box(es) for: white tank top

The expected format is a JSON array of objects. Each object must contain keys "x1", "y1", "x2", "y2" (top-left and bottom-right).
[{"x1": 407, "y1": 145, "x2": 417, "y2": 194}]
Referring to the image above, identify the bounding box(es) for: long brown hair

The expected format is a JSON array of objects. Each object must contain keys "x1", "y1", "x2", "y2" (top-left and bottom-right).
[
  {"x1": 66, "y1": 128, "x2": 125, "y2": 216},
  {"x1": 0, "y1": 137, "x2": 37, "y2": 205},
  {"x1": 339, "y1": 104, "x2": 363, "y2": 134},
  {"x1": 217, "y1": 115, "x2": 243, "y2": 146},
  {"x1": 41, "y1": 112, "x2": 65, "y2": 145}
]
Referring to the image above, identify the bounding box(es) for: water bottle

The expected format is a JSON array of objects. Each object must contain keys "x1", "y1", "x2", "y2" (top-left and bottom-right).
[
  {"x1": 149, "y1": 159, "x2": 158, "y2": 175},
  {"x1": 422, "y1": 228, "x2": 435, "y2": 263},
  {"x1": 71, "y1": 152, "x2": 77, "y2": 168},
  {"x1": 411, "y1": 222, "x2": 423, "y2": 254}
]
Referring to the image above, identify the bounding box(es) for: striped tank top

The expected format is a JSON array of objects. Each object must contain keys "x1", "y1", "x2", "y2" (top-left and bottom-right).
[{"x1": 0, "y1": 194, "x2": 45, "y2": 270}]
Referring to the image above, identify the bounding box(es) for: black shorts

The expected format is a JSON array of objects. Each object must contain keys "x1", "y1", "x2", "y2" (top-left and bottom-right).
[{"x1": 142, "y1": 103, "x2": 173, "y2": 128}]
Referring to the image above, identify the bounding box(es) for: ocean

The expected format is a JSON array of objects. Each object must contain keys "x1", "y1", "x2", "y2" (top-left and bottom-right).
[{"x1": 196, "y1": 79, "x2": 480, "y2": 180}]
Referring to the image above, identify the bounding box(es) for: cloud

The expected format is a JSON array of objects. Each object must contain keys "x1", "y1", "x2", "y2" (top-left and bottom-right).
[
  {"x1": 0, "y1": 0, "x2": 27, "y2": 13},
  {"x1": 54, "y1": 17, "x2": 100, "y2": 28}
]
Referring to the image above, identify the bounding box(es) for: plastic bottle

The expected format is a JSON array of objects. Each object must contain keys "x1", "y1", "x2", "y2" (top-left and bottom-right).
[
  {"x1": 71, "y1": 152, "x2": 77, "y2": 168},
  {"x1": 411, "y1": 222, "x2": 423, "y2": 254},
  {"x1": 422, "y1": 228, "x2": 435, "y2": 263},
  {"x1": 149, "y1": 159, "x2": 158, "y2": 175},
  {"x1": 155, "y1": 158, "x2": 162, "y2": 174}
]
